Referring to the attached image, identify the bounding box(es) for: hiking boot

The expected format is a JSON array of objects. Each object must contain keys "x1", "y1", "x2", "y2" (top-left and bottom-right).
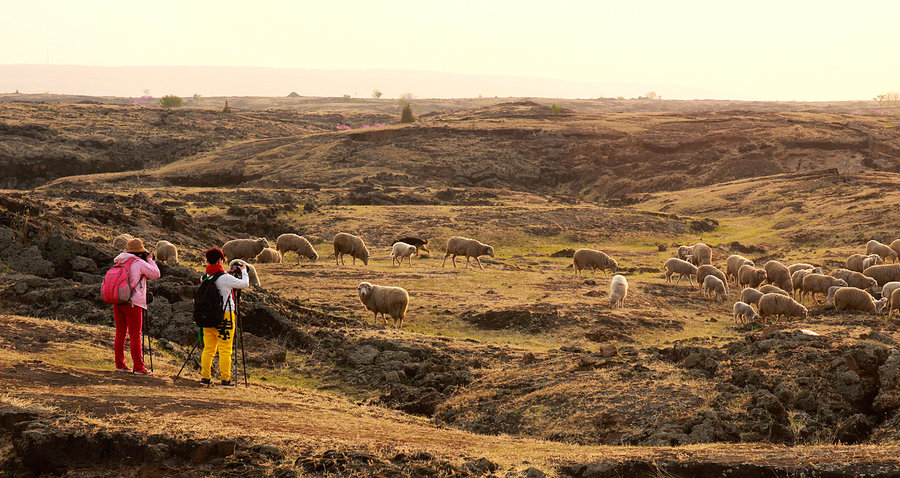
[
  {"x1": 133, "y1": 368, "x2": 153, "y2": 375},
  {"x1": 221, "y1": 380, "x2": 236, "y2": 388},
  {"x1": 200, "y1": 378, "x2": 211, "y2": 386},
  {"x1": 116, "y1": 367, "x2": 132, "y2": 373}
]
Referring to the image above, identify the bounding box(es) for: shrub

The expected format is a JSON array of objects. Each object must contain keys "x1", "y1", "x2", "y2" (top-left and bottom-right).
[
  {"x1": 400, "y1": 104, "x2": 415, "y2": 123},
  {"x1": 159, "y1": 95, "x2": 183, "y2": 108},
  {"x1": 222, "y1": 101, "x2": 233, "y2": 114},
  {"x1": 551, "y1": 103, "x2": 562, "y2": 114},
  {"x1": 372, "y1": 89, "x2": 383, "y2": 99}
]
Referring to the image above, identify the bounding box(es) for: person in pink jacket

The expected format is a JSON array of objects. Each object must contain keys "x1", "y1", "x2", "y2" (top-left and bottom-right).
[{"x1": 112, "y1": 238, "x2": 161, "y2": 374}]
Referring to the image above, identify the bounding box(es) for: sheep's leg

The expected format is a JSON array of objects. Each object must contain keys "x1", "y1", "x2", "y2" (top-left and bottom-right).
[
  {"x1": 476, "y1": 257, "x2": 484, "y2": 270},
  {"x1": 407, "y1": 256, "x2": 413, "y2": 267},
  {"x1": 452, "y1": 255, "x2": 458, "y2": 268},
  {"x1": 441, "y1": 254, "x2": 449, "y2": 268}
]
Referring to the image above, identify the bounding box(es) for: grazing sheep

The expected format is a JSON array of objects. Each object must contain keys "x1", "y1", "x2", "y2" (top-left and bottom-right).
[
  {"x1": 573, "y1": 248, "x2": 618, "y2": 276},
  {"x1": 276, "y1": 234, "x2": 319, "y2": 263},
  {"x1": 890, "y1": 288, "x2": 900, "y2": 317},
  {"x1": 800, "y1": 273, "x2": 848, "y2": 304},
  {"x1": 763, "y1": 260, "x2": 793, "y2": 294},
  {"x1": 726, "y1": 254, "x2": 754, "y2": 285},
  {"x1": 691, "y1": 243, "x2": 712, "y2": 266},
  {"x1": 229, "y1": 259, "x2": 260, "y2": 288},
  {"x1": 787, "y1": 263, "x2": 817, "y2": 275},
  {"x1": 677, "y1": 245, "x2": 693, "y2": 261},
  {"x1": 758, "y1": 293, "x2": 808, "y2": 324},
  {"x1": 830, "y1": 268, "x2": 878, "y2": 293},
  {"x1": 847, "y1": 254, "x2": 882, "y2": 273},
  {"x1": 741, "y1": 287, "x2": 765, "y2": 307},
  {"x1": 609, "y1": 274, "x2": 628, "y2": 308},
  {"x1": 223, "y1": 238, "x2": 269, "y2": 262},
  {"x1": 891, "y1": 239, "x2": 900, "y2": 262},
  {"x1": 696, "y1": 265, "x2": 727, "y2": 294},
  {"x1": 826, "y1": 286, "x2": 845, "y2": 306},
  {"x1": 664, "y1": 258, "x2": 697, "y2": 285},
  {"x1": 863, "y1": 264, "x2": 900, "y2": 286},
  {"x1": 833, "y1": 287, "x2": 888, "y2": 314},
  {"x1": 867, "y1": 240, "x2": 898, "y2": 263},
  {"x1": 393, "y1": 237, "x2": 430, "y2": 256},
  {"x1": 112, "y1": 233, "x2": 134, "y2": 251},
  {"x1": 733, "y1": 301, "x2": 760, "y2": 325},
  {"x1": 357, "y1": 281, "x2": 409, "y2": 328},
  {"x1": 881, "y1": 282, "x2": 900, "y2": 303},
  {"x1": 738, "y1": 264, "x2": 767, "y2": 289},
  {"x1": 256, "y1": 247, "x2": 283, "y2": 263},
  {"x1": 702, "y1": 275, "x2": 728, "y2": 301},
  {"x1": 333, "y1": 232, "x2": 370, "y2": 266},
  {"x1": 155, "y1": 240, "x2": 178, "y2": 263},
  {"x1": 759, "y1": 284, "x2": 790, "y2": 296},
  {"x1": 442, "y1": 236, "x2": 495, "y2": 270},
  {"x1": 391, "y1": 242, "x2": 417, "y2": 267},
  {"x1": 790, "y1": 269, "x2": 815, "y2": 298}
]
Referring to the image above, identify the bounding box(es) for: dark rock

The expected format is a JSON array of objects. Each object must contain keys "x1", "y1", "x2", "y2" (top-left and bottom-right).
[
  {"x1": 550, "y1": 248, "x2": 575, "y2": 258},
  {"x1": 522, "y1": 466, "x2": 546, "y2": 477}
]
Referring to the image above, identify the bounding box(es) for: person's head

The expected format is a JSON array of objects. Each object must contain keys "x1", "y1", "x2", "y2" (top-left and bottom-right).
[
  {"x1": 205, "y1": 247, "x2": 226, "y2": 265},
  {"x1": 126, "y1": 238, "x2": 151, "y2": 260}
]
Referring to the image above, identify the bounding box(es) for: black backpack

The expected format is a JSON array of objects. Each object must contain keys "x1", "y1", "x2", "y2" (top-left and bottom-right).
[{"x1": 193, "y1": 272, "x2": 225, "y2": 328}]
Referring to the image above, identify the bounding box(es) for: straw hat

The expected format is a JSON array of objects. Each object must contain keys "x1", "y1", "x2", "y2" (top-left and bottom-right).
[{"x1": 125, "y1": 238, "x2": 148, "y2": 253}]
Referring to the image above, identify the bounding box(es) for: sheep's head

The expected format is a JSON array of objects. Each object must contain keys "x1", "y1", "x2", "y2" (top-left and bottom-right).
[
  {"x1": 257, "y1": 238, "x2": 269, "y2": 249},
  {"x1": 799, "y1": 306, "x2": 809, "y2": 320},
  {"x1": 875, "y1": 297, "x2": 889, "y2": 313},
  {"x1": 835, "y1": 279, "x2": 848, "y2": 287},
  {"x1": 609, "y1": 258, "x2": 619, "y2": 273},
  {"x1": 308, "y1": 249, "x2": 319, "y2": 262},
  {"x1": 871, "y1": 255, "x2": 884, "y2": 265},
  {"x1": 484, "y1": 245, "x2": 495, "y2": 258},
  {"x1": 358, "y1": 282, "x2": 373, "y2": 300},
  {"x1": 811, "y1": 267, "x2": 823, "y2": 274},
  {"x1": 677, "y1": 246, "x2": 692, "y2": 260}
]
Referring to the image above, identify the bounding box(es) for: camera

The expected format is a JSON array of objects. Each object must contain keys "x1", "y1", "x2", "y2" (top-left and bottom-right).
[{"x1": 229, "y1": 262, "x2": 244, "y2": 279}]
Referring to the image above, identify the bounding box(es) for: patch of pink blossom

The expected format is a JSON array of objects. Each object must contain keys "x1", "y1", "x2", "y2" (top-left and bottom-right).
[
  {"x1": 336, "y1": 124, "x2": 351, "y2": 130},
  {"x1": 132, "y1": 95, "x2": 154, "y2": 106}
]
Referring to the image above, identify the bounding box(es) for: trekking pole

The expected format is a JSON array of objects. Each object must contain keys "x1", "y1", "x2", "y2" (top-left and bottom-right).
[
  {"x1": 173, "y1": 338, "x2": 200, "y2": 382},
  {"x1": 145, "y1": 310, "x2": 153, "y2": 372},
  {"x1": 236, "y1": 291, "x2": 248, "y2": 388}
]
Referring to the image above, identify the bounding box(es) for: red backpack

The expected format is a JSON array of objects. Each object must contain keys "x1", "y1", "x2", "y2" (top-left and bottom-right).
[{"x1": 101, "y1": 257, "x2": 138, "y2": 305}]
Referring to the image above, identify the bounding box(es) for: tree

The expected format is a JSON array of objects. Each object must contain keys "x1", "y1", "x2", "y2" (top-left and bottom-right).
[
  {"x1": 874, "y1": 92, "x2": 900, "y2": 105},
  {"x1": 400, "y1": 104, "x2": 415, "y2": 123},
  {"x1": 645, "y1": 91, "x2": 660, "y2": 100},
  {"x1": 372, "y1": 89, "x2": 383, "y2": 99},
  {"x1": 193, "y1": 93, "x2": 202, "y2": 103},
  {"x1": 159, "y1": 95, "x2": 183, "y2": 108},
  {"x1": 398, "y1": 92, "x2": 415, "y2": 107},
  {"x1": 551, "y1": 103, "x2": 562, "y2": 114}
]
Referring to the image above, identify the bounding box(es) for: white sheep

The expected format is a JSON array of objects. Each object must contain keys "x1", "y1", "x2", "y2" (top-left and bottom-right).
[
  {"x1": 867, "y1": 240, "x2": 898, "y2": 263},
  {"x1": 664, "y1": 258, "x2": 697, "y2": 285},
  {"x1": 691, "y1": 243, "x2": 712, "y2": 265},
  {"x1": 826, "y1": 285, "x2": 845, "y2": 306},
  {"x1": 442, "y1": 236, "x2": 495, "y2": 270},
  {"x1": 863, "y1": 264, "x2": 900, "y2": 286},
  {"x1": 276, "y1": 233, "x2": 319, "y2": 263},
  {"x1": 112, "y1": 233, "x2": 134, "y2": 251},
  {"x1": 758, "y1": 293, "x2": 808, "y2": 325},
  {"x1": 890, "y1": 288, "x2": 900, "y2": 317},
  {"x1": 833, "y1": 287, "x2": 888, "y2": 314},
  {"x1": 333, "y1": 232, "x2": 369, "y2": 266},
  {"x1": 677, "y1": 245, "x2": 693, "y2": 261},
  {"x1": 573, "y1": 249, "x2": 618, "y2": 276},
  {"x1": 702, "y1": 275, "x2": 728, "y2": 301},
  {"x1": 357, "y1": 281, "x2": 409, "y2": 328},
  {"x1": 881, "y1": 282, "x2": 900, "y2": 303},
  {"x1": 847, "y1": 254, "x2": 882, "y2": 272},
  {"x1": 223, "y1": 238, "x2": 269, "y2": 261},
  {"x1": 741, "y1": 287, "x2": 765, "y2": 307},
  {"x1": 155, "y1": 240, "x2": 178, "y2": 263},
  {"x1": 255, "y1": 247, "x2": 283, "y2": 263},
  {"x1": 733, "y1": 301, "x2": 760, "y2": 325},
  {"x1": 391, "y1": 242, "x2": 417, "y2": 267},
  {"x1": 229, "y1": 259, "x2": 260, "y2": 288},
  {"x1": 609, "y1": 274, "x2": 628, "y2": 308},
  {"x1": 726, "y1": 254, "x2": 754, "y2": 285}
]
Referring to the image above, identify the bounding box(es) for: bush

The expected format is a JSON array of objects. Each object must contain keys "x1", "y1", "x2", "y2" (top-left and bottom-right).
[
  {"x1": 372, "y1": 89, "x2": 383, "y2": 99},
  {"x1": 159, "y1": 95, "x2": 183, "y2": 108},
  {"x1": 551, "y1": 103, "x2": 562, "y2": 114},
  {"x1": 400, "y1": 104, "x2": 415, "y2": 123}
]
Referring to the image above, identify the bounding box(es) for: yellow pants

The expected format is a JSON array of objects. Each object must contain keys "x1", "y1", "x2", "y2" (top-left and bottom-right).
[{"x1": 200, "y1": 311, "x2": 236, "y2": 381}]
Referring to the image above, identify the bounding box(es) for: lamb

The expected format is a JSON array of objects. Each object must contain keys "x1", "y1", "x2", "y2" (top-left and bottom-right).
[
  {"x1": 691, "y1": 243, "x2": 712, "y2": 266},
  {"x1": 664, "y1": 258, "x2": 697, "y2": 285},
  {"x1": 846, "y1": 254, "x2": 882, "y2": 273},
  {"x1": 112, "y1": 233, "x2": 134, "y2": 251},
  {"x1": 741, "y1": 287, "x2": 765, "y2": 306},
  {"x1": 255, "y1": 247, "x2": 283, "y2": 263},
  {"x1": 726, "y1": 254, "x2": 754, "y2": 285},
  {"x1": 333, "y1": 232, "x2": 370, "y2": 266},
  {"x1": 391, "y1": 242, "x2": 417, "y2": 267},
  {"x1": 573, "y1": 248, "x2": 618, "y2": 276},
  {"x1": 867, "y1": 240, "x2": 898, "y2": 263},
  {"x1": 763, "y1": 260, "x2": 793, "y2": 294},
  {"x1": 863, "y1": 264, "x2": 900, "y2": 286},
  {"x1": 830, "y1": 268, "x2": 878, "y2": 293},
  {"x1": 833, "y1": 287, "x2": 888, "y2": 314},
  {"x1": 826, "y1": 286, "x2": 844, "y2": 306},
  {"x1": 800, "y1": 273, "x2": 847, "y2": 304},
  {"x1": 696, "y1": 265, "x2": 727, "y2": 294},
  {"x1": 890, "y1": 288, "x2": 900, "y2": 317},
  {"x1": 609, "y1": 274, "x2": 628, "y2": 308},
  {"x1": 223, "y1": 238, "x2": 269, "y2": 261},
  {"x1": 787, "y1": 263, "x2": 818, "y2": 275},
  {"x1": 702, "y1": 275, "x2": 728, "y2": 301},
  {"x1": 738, "y1": 264, "x2": 767, "y2": 289},
  {"x1": 276, "y1": 234, "x2": 319, "y2": 263},
  {"x1": 733, "y1": 301, "x2": 760, "y2": 325},
  {"x1": 229, "y1": 259, "x2": 260, "y2": 288},
  {"x1": 759, "y1": 284, "x2": 790, "y2": 296},
  {"x1": 392, "y1": 237, "x2": 430, "y2": 256},
  {"x1": 758, "y1": 293, "x2": 808, "y2": 324},
  {"x1": 442, "y1": 236, "x2": 495, "y2": 270},
  {"x1": 880, "y1": 282, "x2": 900, "y2": 303},
  {"x1": 357, "y1": 281, "x2": 409, "y2": 328},
  {"x1": 155, "y1": 240, "x2": 178, "y2": 263}
]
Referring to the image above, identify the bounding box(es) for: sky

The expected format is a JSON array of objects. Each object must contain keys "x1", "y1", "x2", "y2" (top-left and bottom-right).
[{"x1": 2, "y1": 0, "x2": 899, "y2": 100}]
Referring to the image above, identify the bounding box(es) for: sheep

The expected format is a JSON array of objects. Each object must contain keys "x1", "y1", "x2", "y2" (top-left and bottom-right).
[
  {"x1": 867, "y1": 240, "x2": 898, "y2": 263},
  {"x1": 573, "y1": 248, "x2": 618, "y2": 276},
  {"x1": 677, "y1": 245, "x2": 693, "y2": 261},
  {"x1": 276, "y1": 234, "x2": 319, "y2": 263},
  {"x1": 333, "y1": 232, "x2": 370, "y2": 266},
  {"x1": 702, "y1": 275, "x2": 728, "y2": 301},
  {"x1": 726, "y1": 254, "x2": 754, "y2": 285},
  {"x1": 741, "y1": 287, "x2": 765, "y2": 307},
  {"x1": 442, "y1": 236, "x2": 495, "y2": 270},
  {"x1": 846, "y1": 254, "x2": 882, "y2": 273},
  {"x1": 691, "y1": 243, "x2": 712, "y2": 265},
  {"x1": 881, "y1": 282, "x2": 900, "y2": 303},
  {"x1": 890, "y1": 288, "x2": 900, "y2": 317},
  {"x1": 738, "y1": 264, "x2": 767, "y2": 289},
  {"x1": 393, "y1": 237, "x2": 430, "y2": 256},
  {"x1": 790, "y1": 269, "x2": 815, "y2": 298},
  {"x1": 229, "y1": 259, "x2": 260, "y2": 288},
  {"x1": 255, "y1": 247, "x2": 283, "y2": 263},
  {"x1": 223, "y1": 238, "x2": 269, "y2": 262},
  {"x1": 733, "y1": 301, "x2": 760, "y2": 325},
  {"x1": 763, "y1": 260, "x2": 793, "y2": 294},
  {"x1": 391, "y1": 242, "x2": 417, "y2": 267},
  {"x1": 758, "y1": 293, "x2": 808, "y2": 325},
  {"x1": 357, "y1": 281, "x2": 409, "y2": 328},
  {"x1": 696, "y1": 265, "x2": 727, "y2": 294},
  {"x1": 830, "y1": 268, "x2": 878, "y2": 293},
  {"x1": 800, "y1": 274, "x2": 847, "y2": 304},
  {"x1": 609, "y1": 274, "x2": 628, "y2": 308},
  {"x1": 664, "y1": 258, "x2": 697, "y2": 285},
  {"x1": 112, "y1": 233, "x2": 134, "y2": 251},
  {"x1": 826, "y1": 286, "x2": 844, "y2": 306},
  {"x1": 155, "y1": 240, "x2": 178, "y2": 263},
  {"x1": 759, "y1": 284, "x2": 790, "y2": 296},
  {"x1": 787, "y1": 263, "x2": 817, "y2": 275},
  {"x1": 863, "y1": 264, "x2": 900, "y2": 287},
  {"x1": 833, "y1": 287, "x2": 888, "y2": 314},
  {"x1": 891, "y1": 239, "x2": 900, "y2": 262}
]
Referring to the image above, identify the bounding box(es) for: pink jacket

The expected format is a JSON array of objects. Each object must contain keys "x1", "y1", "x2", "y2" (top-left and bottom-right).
[{"x1": 113, "y1": 253, "x2": 161, "y2": 309}]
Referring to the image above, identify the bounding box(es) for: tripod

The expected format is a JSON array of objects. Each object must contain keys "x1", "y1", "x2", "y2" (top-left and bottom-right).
[
  {"x1": 234, "y1": 289, "x2": 249, "y2": 388},
  {"x1": 173, "y1": 333, "x2": 200, "y2": 383}
]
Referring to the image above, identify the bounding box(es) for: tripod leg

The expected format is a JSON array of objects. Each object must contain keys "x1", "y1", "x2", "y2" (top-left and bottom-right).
[
  {"x1": 173, "y1": 339, "x2": 200, "y2": 382},
  {"x1": 146, "y1": 312, "x2": 153, "y2": 372}
]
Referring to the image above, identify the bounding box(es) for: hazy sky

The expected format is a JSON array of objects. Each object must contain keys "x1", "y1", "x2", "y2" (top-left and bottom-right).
[{"x1": 2, "y1": 0, "x2": 899, "y2": 100}]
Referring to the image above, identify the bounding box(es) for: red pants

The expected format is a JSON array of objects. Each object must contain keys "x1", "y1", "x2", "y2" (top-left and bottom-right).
[{"x1": 113, "y1": 304, "x2": 145, "y2": 370}]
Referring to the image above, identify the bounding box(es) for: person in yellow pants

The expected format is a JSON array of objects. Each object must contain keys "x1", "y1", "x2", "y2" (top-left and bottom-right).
[{"x1": 199, "y1": 248, "x2": 249, "y2": 387}]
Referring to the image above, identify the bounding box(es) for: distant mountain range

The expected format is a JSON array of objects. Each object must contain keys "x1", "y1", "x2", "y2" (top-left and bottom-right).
[{"x1": 0, "y1": 64, "x2": 736, "y2": 100}]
